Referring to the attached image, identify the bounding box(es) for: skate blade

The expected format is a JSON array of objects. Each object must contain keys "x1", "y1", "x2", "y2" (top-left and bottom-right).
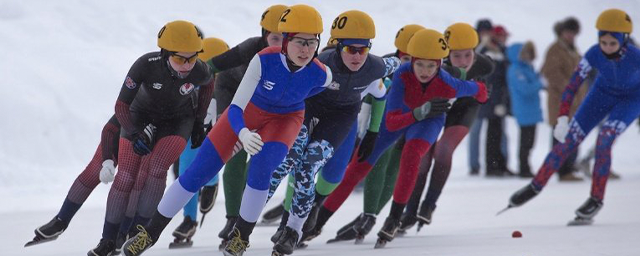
[
  {"x1": 271, "y1": 250, "x2": 284, "y2": 256},
  {"x1": 327, "y1": 237, "x2": 354, "y2": 243},
  {"x1": 296, "y1": 242, "x2": 308, "y2": 250},
  {"x1": 257, "y1": 220, "x2": 280, "y2": 227},
  {"x1": 354, "y1": 235, "x2": 364, "y2": 244},
  {"x1": 24, "y1": 236, "x2": 58, "y2": 247},
  {"x1": 218, "y1": 240, "x2": 228, "y2": 251},
  {"x1": 567, "y1": 218, "x2": 593, "y2": 226},
  {"x1": 496, "y1": 205, "x2": 512, "y2": 216},
  {"x1": 168, "y1": 240, "x2": 193, "y2": 249},
  {"x1": 374, "y1": 238, "x2": 387, "y2": 249}
]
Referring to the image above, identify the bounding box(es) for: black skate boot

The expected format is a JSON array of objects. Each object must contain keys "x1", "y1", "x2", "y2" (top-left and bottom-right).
[
  {"x1": 375, "y1": 217, "x2": 400, "y2": 249},
  {"x1": 262, "y1": 202, "x2": 285, "y2": 225},
  {"x1": 271, "y1": 211, "x2": 289, "y2": 244},
  {"x1": 88, "y1": 238, "x2": 116, "y2": 256},
  {"x1": 299, "y1": 225, "x2": 322, "y2": 244},
  {"x1": 223, "y1": 227, "x2": 250, "y2": 256},
  {"x1": 199, "y1": 184, "x2": 219, "y2": 226},
  {"x1": 273, "y1": 226, "x2": 299, "y2": 256},
  {"x1": 398, "y1": 214, "x2": 417, "y2": 235},
  {"x1": 218, "y1": 216, "x2": 238, "y2": 251},
  {"x1": 169, "y1": 216, "x2": 198, "y2": 249},
  {"x1": 327, "y1": 214, "x2": 360, "y2": 243},
  {"x1": 25, "y1": 216, "x2": 68, "y2": 247},
  {"x1": 497, "y1": 183, "x2": 541, "y2": 215},
  {"x1": 113, "y1": 232, "x2": 128, "y2": 255},
  {"x1": 122, "y1": 225, "x2": 156, "y2": 256},
  {"x1": 353, "y1": 213, "x2": 376, "y2": 244},
  {"x1": 301, "y1": 193, "x2": 327, "y2": 233},
  {"x1": 416, "y1": 204, "x2": 436, "y2": 232},
  {"x1": 568, "y1": 197, "x2": 603, "y2": 226},
  {"x1": 510, "y1": 183, "x2": 540, "y2": 207}
]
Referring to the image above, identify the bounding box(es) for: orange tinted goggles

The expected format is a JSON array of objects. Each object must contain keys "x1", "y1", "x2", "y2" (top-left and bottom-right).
[
  {"x1": 170, "y1": 52, "x2": 199, "y2": 65},
  {"x1": 342, "y1": 45, "x2": 370, "y2": 55}
]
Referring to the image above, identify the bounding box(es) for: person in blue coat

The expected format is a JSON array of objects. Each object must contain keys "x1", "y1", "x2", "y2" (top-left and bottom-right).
[
  {"x1": 508, "y1": 9, "x2": 640, "y2": 224},
  {"x1": 506, "y1": 41, "x2": 543, "y2": 178}
]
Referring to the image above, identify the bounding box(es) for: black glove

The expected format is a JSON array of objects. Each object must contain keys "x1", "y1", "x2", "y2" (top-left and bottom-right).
[
  {"x1": 133, "y1": 124, "x2": 156, "y2": 156},
  {"x1": 357, "y1": 131, "x2": 378, "y2": 162},
  {"x1": 190, "y1": 121, "x2": 206, "y2": 149}
]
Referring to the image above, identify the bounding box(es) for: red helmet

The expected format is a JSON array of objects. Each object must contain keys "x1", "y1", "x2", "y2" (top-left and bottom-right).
[{"x1": 492, "y1": 25, "x2": 509, "y2": 36}]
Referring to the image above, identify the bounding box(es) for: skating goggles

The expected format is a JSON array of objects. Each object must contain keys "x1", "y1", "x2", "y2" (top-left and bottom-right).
[
  {"x1": 289, "y1": 37, "x2": 320, "y2": 49},
  {"x1": 169, "y1": 52, "x2": 199, "y2": 65},
  {"x1": 341, "y1": 45, "x2": 370, "y2": 55}
]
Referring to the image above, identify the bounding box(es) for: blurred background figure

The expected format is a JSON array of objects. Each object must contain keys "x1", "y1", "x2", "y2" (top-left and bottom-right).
[
  {"x1": 540, "y1": 17, "x2": 586, "y2": 181},
  {"x1": 477, "y1": 25, "x2": 513, "y2": 177},
  {"x1": 506, "y1": 41, "x2": 543, "y2": 178}
]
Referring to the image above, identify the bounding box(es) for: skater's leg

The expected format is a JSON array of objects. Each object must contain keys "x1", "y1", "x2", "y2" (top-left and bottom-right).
[
  {"x1": 375, "y1": 144, "x2": 402, "y2": 214},
  {"x1": 324, "y1": 125, "x2": 403, "y2": 213},
  {"x1": 532, "y1": 86, "x2": 616, "y2": 189},
  {"x1": 268, "y1": 126, "x2": 309, "y2": 201},
  {"x1": 422, "y1": 125, "x2": 469, "y2": 208},
  {"x1": 403, "y1": 143, "x2": 433, "y2": 216},
  {"x1": 590, "y1": 95, "x2": 640, "y2": 201},
  {"x1": 180, "y1": 140, "x2": 199, "y2": 221},
  {"x1": 363, "y1": 148, "x2": 392, "y2": 214},
  {"x1": 222, "y1": 151, "x2": 248, "y2": 218}
]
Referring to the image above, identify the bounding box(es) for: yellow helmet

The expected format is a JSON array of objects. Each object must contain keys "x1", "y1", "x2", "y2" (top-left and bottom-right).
[
  {"x1": 260, "y1": 4, "x2": 288, "y2": 33},
  {"x1": 330, "y1": 10, "x2": 375, "y2": 39},
  {"x1": 394, "y1": 24, "x2": 426, "y2": 53},
  {"x1": 198, "y1": 37, "x2": 230, "y2": 61},
  {"x1": 277, "y1": 4, "x2": 323, "y2": 34},
  {"x1": 157, "y1": 20, "x2": 203, "y2": 52},
  {"x1": 407, "y1": 29, "x2": 450, "y2": 60},
  {"x1": 444, "y1": 23, "x2": 479, "y2": 50},
  {"x1": 596, "y1": 8, "x2": 632, "y2": 33}
]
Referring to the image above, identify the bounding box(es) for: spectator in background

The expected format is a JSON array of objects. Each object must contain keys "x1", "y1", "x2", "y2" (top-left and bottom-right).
[
  {"x1": 475, "y1": 19, "x2": 493, "y2": 53},
  {"x1": 469, "y1": 19, "x2": 509, "y2": 175},
  {"x1": 477, "y1": 25, "x2": 513, "y2": 177},
  {"x1": 540, "y1": 17, "x2": 586, "y2": 181},
  {"x1": 507, "y1": 41, "x2": 543, "y2": 178}
]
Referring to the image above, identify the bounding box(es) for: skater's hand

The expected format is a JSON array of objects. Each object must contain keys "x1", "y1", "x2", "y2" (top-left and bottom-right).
[
  {"x1": 100, "y1": 159, "x2": 116, "y2": 184},
  {"x1": 554, "y1": 116, "x2": 569, "y2": 143},
  {"x1": 133, "y1": 124, "x2": 156, "y2": 155},
  {"x1": 239, "y1": 128, "x2": 263, "y2": 155},
  {"x1": 190, "y1": 121, "x2": 206, "y2": 149},
  {"x1": 357, "y1": 131, "x2": 378, "y2": 162},
  {"x1": 412, "y1": 98, "x2": 451, "y2": 121}
]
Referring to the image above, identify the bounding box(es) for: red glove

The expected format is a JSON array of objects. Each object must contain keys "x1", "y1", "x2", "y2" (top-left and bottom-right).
[{"x1": 475, "y1": 81, "x2": 488, "y2": 103}]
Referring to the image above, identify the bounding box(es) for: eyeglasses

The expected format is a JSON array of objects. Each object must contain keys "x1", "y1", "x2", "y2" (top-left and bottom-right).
[
  {"x1": 289, "y1": 37, "x2": 320, "y2": 49},
  {"x1": 169, "y1": 52, "x2": 199, "y2": 65},
  {"x1": 342, "y1": 45, "x2": 370, "y2": 55}
]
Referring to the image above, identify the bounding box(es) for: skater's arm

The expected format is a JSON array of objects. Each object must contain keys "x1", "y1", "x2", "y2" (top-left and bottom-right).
[
  {"x1": 207, "y1": 37, "x2": 262, "y2": 73},
  {"x1": 115, "y1": 55, "x2": 146, "y2": 134},
  {"x1": 559, "y1": 57, "x2": 592, "y2": 116},
  {"x1": 228, "y1": 54, "x2": 262, "y2": 135},
  {"x1": 438, "y1": 69, "x2": 487, "y2": 103},
  {"x1": 385, "y1": 75, "x2": 415, "y2": 131}
]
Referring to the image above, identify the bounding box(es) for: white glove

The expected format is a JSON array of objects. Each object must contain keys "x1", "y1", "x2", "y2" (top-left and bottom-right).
[
  {"x1": 239, "y1": 128, "x2": 263, "y2": 155},
  {"x1": 357, "y1": 102, "x2": 372, "y2": 139},
  {"x1": 554, "y1": 116, "x2": 570, "y2": 143},
  {"x1": 204, "y1": 99, "x2": 216, "y2": 125},
  {"x1": 99, "y1": 159, "x2": 116, "y2": 184}
]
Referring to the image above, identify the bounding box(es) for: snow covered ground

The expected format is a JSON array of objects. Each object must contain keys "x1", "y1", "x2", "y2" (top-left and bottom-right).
[{"x1": 1, "y1": 0, "x2": 639, "y2": 255}]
